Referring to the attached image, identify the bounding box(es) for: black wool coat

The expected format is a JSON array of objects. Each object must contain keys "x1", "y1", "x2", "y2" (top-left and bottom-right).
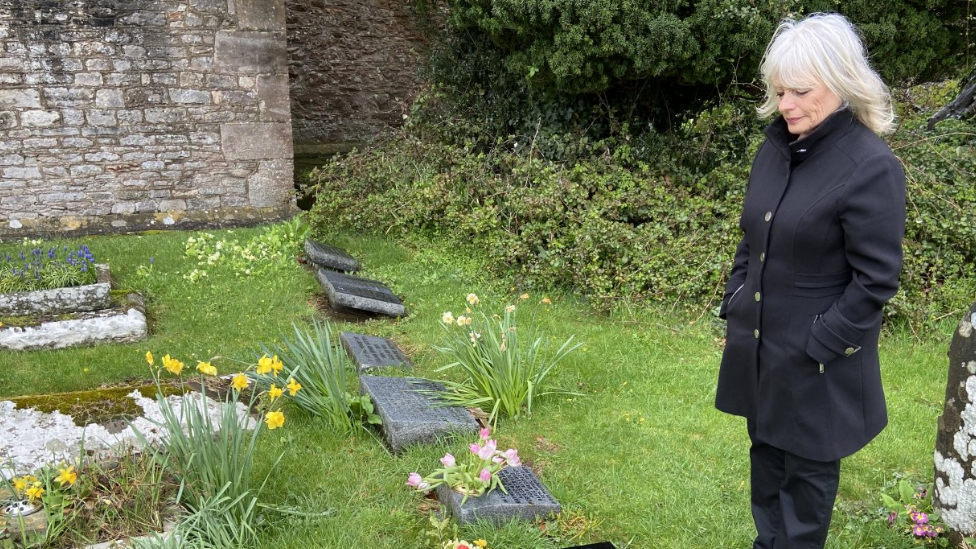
[{"x1": 716, "y1": 109, "x2": 906, "y2": 462}]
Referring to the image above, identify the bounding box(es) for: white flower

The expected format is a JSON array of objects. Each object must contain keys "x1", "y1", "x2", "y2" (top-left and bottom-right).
[
  {"x1": 442, "y1": 311, "x2": 455, "y2": 324},
  {"x1": 466, "y1": 293, "x2": 480, "y2": 306}
]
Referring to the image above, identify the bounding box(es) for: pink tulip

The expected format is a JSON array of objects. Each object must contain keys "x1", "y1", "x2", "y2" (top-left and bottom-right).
[
  {"x1": 503, "y1": 449, "x2": 521, "y2": 467},
  {"x1": 477, "y1": 439, "x2": 497, "y2": 461},
  {"x1": 479, "y1": 427, "x2": 491, "y2": 440},
  {"x1": 470, "y1": 443, "x2": 482, "y2": 456},
  {"x1": 406, "y1": 473, "x2": 422, "y2": 487},
  {"x1": 440, "y1": 453, "x2": 456, "y2": 467},
  {"x1": 479, "y1": 468, "x2": 491, "y2": 483}
]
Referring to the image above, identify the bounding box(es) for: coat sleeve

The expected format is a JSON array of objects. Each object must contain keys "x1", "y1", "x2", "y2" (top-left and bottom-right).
[{"x1": 806, "y1": 152, "x2": 906, "y2": 364}]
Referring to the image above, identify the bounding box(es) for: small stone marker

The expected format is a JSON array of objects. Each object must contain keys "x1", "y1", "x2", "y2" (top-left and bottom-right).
[
  {"x1": 304, "y1": 238, "x2": 359, "y2": 272},
  {"x1": 934, "y1": 301, "x2": 976, "y2": 543},
  {"x1": 340, "y1": 332, "x2": 412, "y2": 372},
  {"x1": 561, "y1": 544, "x2": 617, "y2": 549},
  {"x1": 435, "y1": 465, "x2": 561, "y2": 525},
  {"x1": 359, "y1": 376, "x2": 477, "y2": 452},
  {"x1": 315, "y1": 268, "x2": 405, "y2": 318}
]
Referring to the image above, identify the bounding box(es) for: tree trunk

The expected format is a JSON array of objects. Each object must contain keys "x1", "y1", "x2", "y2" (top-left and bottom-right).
[
  {"x1": 928, "y1": 69, "x2": 976, "y2": 130},
  {"x1": 934, "y1": 302, "x2": 976, "y2": 546}
]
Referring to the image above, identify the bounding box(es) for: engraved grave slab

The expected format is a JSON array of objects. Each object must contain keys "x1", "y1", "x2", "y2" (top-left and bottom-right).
[
  {"x1": 304, "y1": 239, "x2": 359, "y2": 272},
  {"x1": 340, "y1": 332, "x2": 412, "y2": 373},
  {"x1": 435, "y1": 465, "x2": 561, "y2": 525},
  {"x1": 315, "y1": 269, "x2": 405, "y2": 318},
  {"x1": 359, "y1": 376, "x2": 477, "y2": 452}
]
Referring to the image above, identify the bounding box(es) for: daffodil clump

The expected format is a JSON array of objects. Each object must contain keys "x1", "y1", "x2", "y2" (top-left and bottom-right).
[
  {"x1": 138, "y1": 349, "x2": 303, "y2": 546},
  {"x1": 432, "y1": 293, "x2": 580, "y2": 424},
  {"x1": 5, "y1": 463, "x2": 78, "y2": 503},
  {"x1": 406, "y1": 427, "x2": 521, "y2": 504},
  {"x1": 146, "y1": 350, "x2": 300, "y2": 431}
]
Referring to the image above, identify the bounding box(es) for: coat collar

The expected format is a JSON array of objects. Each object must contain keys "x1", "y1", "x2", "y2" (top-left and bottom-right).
[{"x1": 765, "y1": 108, "x2": 856, "y2": 165}]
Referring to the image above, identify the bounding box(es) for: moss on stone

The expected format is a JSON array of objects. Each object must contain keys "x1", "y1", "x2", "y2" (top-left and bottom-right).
[{"x1": 8, "y1": 383, "x2": 182, "y2": 426}]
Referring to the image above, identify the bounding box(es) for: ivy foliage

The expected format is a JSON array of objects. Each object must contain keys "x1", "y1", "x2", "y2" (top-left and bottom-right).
[{"x1": 306, "y1": 85, "x2": 976, "y2": 330}]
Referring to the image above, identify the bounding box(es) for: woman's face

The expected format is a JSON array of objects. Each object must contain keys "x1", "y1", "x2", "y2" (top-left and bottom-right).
[{"x1": 774, "y1": 80, "x2": 844, "y2": 139}]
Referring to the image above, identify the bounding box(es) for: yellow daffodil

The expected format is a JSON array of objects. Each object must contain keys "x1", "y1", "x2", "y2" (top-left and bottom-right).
[
  {"x1": 13, "y1": 476, "x2": 28, "y2": 493},
  {"x1": 540, "y1": 297, "x2": 552, "y2": 305},
  {"x1": 269, "y1": 384, "x2": 283, "y2": 402},
  {"x1": 162, "y1": 354, "x2": 183, "y2": 375},
  {"x1": 504, "y1": 305, "x2": 516, "y2": 313},
  {"x1": 25, "y1": 482, "x2": 44, "y2": 500},
  {"x1": 265, "y1": 410, "x2": 285, "y2": 430},
  {"x1": 456, "y1": 315, "x2": 468, "y2": 327},
  {"x1": 442, "y1": 311, "x2": 455, "y2": 324},
  {"x1": 231, "y1": 373, "x2": 249, "y2": 391},
  {"x1": 145, "y1": 351, "x2": 154, "y2": 366},
  {"x1": 287, "y1": 378, "x2": 302, "y2": 396},
  {"x1": 466, "y1": 293, "x2": 480, "y2": 306},
  {"x1": 196, "y1": 361, "x2": 217, "y2": 376},
  {"x1": 475, "y1": 540, "x2": 488, "y2": 548},
  {"x1": 519, "y1": 293, "x2": 529, "y2": 300},
  {"x1": 55, "y1": 465, "x2": 77, "y2": 486},
  {"x1": 257, "y1": 354, "x2": 273, "y2": 375},
  {"x1": 270, "y1": 355, "x2": 283, "y2": 376}
]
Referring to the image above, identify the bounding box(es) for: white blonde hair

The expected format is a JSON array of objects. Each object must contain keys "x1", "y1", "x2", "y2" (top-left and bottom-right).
[{"x1": 758, "y1": 13, "x2": 895, "y2": 134}]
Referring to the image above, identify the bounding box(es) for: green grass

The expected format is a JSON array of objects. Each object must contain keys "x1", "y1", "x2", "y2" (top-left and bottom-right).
[{"x1": 0, "y1": 224, "x2": 952, "y2": 548}]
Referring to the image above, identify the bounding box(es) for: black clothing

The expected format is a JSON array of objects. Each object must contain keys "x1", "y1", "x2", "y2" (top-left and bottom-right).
[{"x1": 717, "y1": 109, "x2": 906, "y2": 462}]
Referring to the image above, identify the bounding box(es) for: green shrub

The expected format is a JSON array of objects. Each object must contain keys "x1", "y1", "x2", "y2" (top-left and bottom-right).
[{"x1": 306, "y1": 92, "x2": 976, "y2": 331}]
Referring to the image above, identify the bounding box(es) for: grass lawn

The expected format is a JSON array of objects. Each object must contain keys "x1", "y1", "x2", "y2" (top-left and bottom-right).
[{"x1": 0, "y1": 223, "x2": 950, "y2": 548}]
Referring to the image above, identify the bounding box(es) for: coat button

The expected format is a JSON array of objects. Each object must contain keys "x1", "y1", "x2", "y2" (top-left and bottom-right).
[
  {"x1": 754, "y1": 329, "x2": 760, "y2": 339},
  {"x1": 754, "y1": 292, "x2": 761, "y2": 301},
  {"x1": 844, "y1": 347, "x2": 856, "y2": 356},
  {"x1": 764, "y1": 211, "x2": 772, "y2": 222}
]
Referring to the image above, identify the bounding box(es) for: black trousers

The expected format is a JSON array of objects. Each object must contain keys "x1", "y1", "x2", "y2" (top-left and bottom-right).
[{"x1": 748, "y1": 421, "x2": 840, "y2": 549}]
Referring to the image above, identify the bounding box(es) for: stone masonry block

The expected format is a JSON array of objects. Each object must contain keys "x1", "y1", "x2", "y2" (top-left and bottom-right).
[
  {"x1": 21, "y1": 111, "x2": 60, "y2": 127},
  {"x1": 214, "y1": 31, "x2": 286, "y2": 74},
  {"x1": 0, "y1": 90, "x2": 41, "y2": 108},
  {"x1": 220, "y1": 123, "x2": 292, "y2": 160},
  {"x1": 257, "y1": 73, "x2": 290, "y2": 122},
  {"x1": 247, "y1": 158, "x2": 293, "y2": 207},
  {"x1": 235, "y1": 0, "x2": 286, "y2": 31},
  {"x1": 95, "y1": 89, "x2": 125, "y2": 108}
]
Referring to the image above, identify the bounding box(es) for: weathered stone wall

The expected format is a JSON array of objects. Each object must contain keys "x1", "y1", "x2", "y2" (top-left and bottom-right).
[
  {"x1": 286, "y1": 0, "x2": 427, "y2": 153},
  {"x1": 0, "y1": 0, "x2": 295, "y2": 237}
]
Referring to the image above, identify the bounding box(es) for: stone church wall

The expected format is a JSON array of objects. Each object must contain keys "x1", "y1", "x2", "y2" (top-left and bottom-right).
[{"x1": 0, "y1": 0, "x2": 295, "y2": 237}]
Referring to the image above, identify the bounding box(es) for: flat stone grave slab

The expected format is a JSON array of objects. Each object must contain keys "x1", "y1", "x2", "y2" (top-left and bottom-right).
[
  {"x1": 0, "y1": 264, "x2": 111, "y2": 316},
  {"x1": 436, "y1": 465, "x2": 561, "y2": 525},
  {"x1": 359, "y1": 375, "x2": 477, "y2": 452},
  {"x1": 340, "y1": 331, "x2": 412, "y2": 373},
  {"x1": 304, "y1": 238, "x2": 359, "y2": 272},
  {"x1": 315, "y1": 268, "x2": 405, "y2": 318},
  {"x1": 0, "y1": 292, "x2": 147, "y2": 351},
  {"x1": 562, "y1": 544, "x2": 617, "y2": 549}
]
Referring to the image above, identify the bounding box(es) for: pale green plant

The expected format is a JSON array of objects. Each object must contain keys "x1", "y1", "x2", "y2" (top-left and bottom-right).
[
  {"x1": 257, "y1": 320, "x2": 381, "y2": 435},
  {"x1": 181, "y1": 216, "x2": 308, "y2": 281},
  {"x1": 430, "y1": 294, "x2": 581, "y2": 425}
]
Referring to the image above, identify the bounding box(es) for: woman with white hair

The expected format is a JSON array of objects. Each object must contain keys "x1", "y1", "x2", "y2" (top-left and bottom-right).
[{"x1": 716, "y1": 13, "x2": 906, "y2": 548}]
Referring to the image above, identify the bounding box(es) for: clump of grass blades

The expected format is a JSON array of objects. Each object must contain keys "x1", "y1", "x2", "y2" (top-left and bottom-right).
[
  {"x1": 0, "y1": 242, "x2": 97, "y2": 293},
  {"x1": 258, "y1": 320, "x2": 380, "y2": 435},
  {"x1": 431, "y1": 297, "x2": 581, "y2": 425}
]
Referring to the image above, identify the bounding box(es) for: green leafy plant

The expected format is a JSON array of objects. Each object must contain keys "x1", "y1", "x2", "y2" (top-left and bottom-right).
[
  {"x1": 132, "y1": 351, "x2": 295, "y2": 548},
  {"x1": 429, "y1": 293, "x2": 580, "y2": 425},
  {"x1": 881, "y1": 477, "x2": 947, "y2": 546},
  {"x1": 0, "y1": 241, "x2": 97, "y2": 293},
  {"x1": 257, "y1": 320, "x2": 381, "y2": 435},
  {"x1": 406, "y1": 427, "x2": 520, "y2": 504},
  {"x1": 181, "y1": 216, "x2": 307, "y2": 282}
]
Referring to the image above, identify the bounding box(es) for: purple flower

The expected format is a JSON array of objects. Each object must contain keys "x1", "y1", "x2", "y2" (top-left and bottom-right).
[
  {"x1": 479, "y1": 468, "x2": 491, "y2": 483},
  {"x1": 886, "y1": 511, "x2": 897, "y2": 526},
  {"x1": 479, "y1": 427, "x2": 491, "y2": 440}
]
